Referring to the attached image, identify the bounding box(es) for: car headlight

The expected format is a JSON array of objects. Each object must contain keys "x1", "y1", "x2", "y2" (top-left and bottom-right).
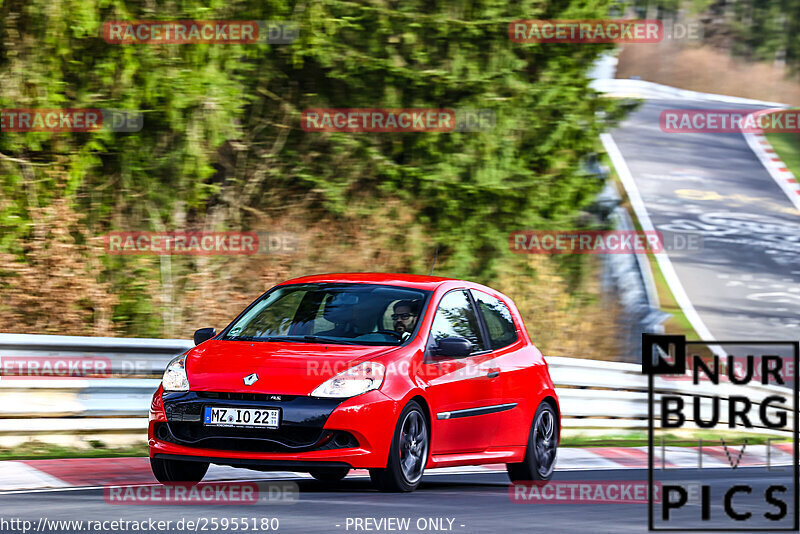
[
  {"x1": 162, "y1": 354, "x2": 189, "y2": 392},
  {"x1": 311, "y1": 361, "x2": 385, "y2": 398}
]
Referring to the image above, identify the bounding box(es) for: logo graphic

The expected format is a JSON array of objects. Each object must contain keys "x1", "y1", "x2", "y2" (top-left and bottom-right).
[
  {"x1": 643, "y1": 334, "x2": 798, "y2": 531},
  {"x1": 243, "y1": 373, "x2": 259, "y2": 386}
]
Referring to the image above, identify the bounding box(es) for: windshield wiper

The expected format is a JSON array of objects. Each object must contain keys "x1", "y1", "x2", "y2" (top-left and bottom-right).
[
  {"x1": 224, "y1": 334, "x2": 361, "y2": 345},
  {"x1": 301, "y1": 335, "x2": 361, "y2": 345},
  {"x1": 226, "y1": 335, "x2": 296, "y2": 342}
]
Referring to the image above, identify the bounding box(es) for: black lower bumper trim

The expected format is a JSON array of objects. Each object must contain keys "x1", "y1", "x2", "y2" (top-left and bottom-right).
[{"x1": 153, "y1": 453, "x2": 352, "y2": 471}]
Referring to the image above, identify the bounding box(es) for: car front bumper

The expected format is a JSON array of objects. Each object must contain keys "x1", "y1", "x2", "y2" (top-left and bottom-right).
[{"x1": 148, "y1": 388, "x2": 399, "y2": 470}]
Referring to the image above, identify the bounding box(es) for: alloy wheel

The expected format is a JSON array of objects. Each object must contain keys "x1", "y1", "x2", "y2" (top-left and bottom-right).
[
  {"x1": 398, "y1": 409, "x2": 427, "y2": 484},
  {"x1": 533, "y1": 406, "x2": 557, "y2": 477}
]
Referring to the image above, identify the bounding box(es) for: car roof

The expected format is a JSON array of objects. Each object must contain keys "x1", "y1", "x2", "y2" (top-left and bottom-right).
[{"x1": 279, "y1": 272, "x2": 459, "y2": 291}]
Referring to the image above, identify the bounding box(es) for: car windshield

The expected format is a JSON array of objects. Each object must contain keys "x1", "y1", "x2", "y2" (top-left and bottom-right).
[{"x1": 222, "y1": 283, "x2": 431, "y2": 346}]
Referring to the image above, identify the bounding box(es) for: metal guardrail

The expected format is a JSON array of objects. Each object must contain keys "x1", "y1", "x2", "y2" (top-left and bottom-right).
[
  {"x1": 602, "y1": 207, "x2": 670, "y2": 361},
  {"x1": 548, "y1": 357, "x2": 793, "y2": 436},
  {"x1": 0, "y1": 334, "x2": 793, "y2": 441},
  {"x1": 590, "y1": 76, "x2": 788, "y2": 107},
  {"x1": 0, "y1": 333, "x2": 192, "y2": 376}
]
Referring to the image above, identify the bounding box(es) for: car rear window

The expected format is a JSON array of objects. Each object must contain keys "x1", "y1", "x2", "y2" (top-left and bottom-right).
[{"x1": 472, "y1": 290, "x2": 518, "y2": 350}]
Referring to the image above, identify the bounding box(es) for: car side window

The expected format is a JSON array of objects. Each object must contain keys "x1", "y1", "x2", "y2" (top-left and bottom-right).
[
  {"x1": 428, "y1": 290, "x2": 485, "y2": 355},
  {"x1": 472, "y1": 290, "x2": 518, "y2": 350}
]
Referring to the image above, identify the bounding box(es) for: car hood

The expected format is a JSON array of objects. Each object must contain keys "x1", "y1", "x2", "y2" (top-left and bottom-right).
[{"x1": 185, "y1": 340, "x2": 398, "y2": 395}]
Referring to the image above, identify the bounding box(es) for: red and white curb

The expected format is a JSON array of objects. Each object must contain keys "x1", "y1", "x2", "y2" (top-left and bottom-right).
[
  {"x1": 0, "y1": 444, "x2": 793, "y2": 492},
  {"x1": 743, "y1": 108, "x2": 800, "y2": 212}
]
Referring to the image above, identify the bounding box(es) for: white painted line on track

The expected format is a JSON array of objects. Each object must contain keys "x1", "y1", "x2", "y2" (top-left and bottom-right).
[{"x1": 600, "y1": 132, "x2": 724, "y2": 356}]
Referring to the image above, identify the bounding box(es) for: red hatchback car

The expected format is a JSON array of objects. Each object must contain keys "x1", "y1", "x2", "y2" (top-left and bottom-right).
[{"x1": 148, "y1": 273, "x2": 560, "y2": 491}]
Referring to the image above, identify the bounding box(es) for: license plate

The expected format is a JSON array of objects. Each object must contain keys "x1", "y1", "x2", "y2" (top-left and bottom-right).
[{"x1": 203, "y1": 407, "x2": 280, "y2": 428}]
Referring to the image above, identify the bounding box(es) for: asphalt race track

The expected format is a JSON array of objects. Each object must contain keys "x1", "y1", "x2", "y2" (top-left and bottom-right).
[
  {"x1": 609, "y1": 99, "x2": 800, "y2": 345},
  {"x1": 4, "y1": 90, "x2": 799, "y2": 534},
  {"x1": 0, "y1": 467, "x2": 795, "y2": 534}
]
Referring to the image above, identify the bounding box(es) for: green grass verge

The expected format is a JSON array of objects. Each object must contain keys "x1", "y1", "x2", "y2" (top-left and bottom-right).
[
  {"x1": 561, "y1": 431, "x2": 787, "y2": 448},
  {"x1": 643, "y1": 253, "x2": 699, "y2": 340},
  {"x1": 600, "y1": 152, "x2": 700, "y2": 341},
  {"x1": 0, "y1": 441, "x2": 148, "y2": 461}
]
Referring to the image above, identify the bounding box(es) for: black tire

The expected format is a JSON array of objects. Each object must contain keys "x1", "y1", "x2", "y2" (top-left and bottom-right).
[
  {"x1": 507, "y1": 401, "x2": 558, "y2": 482},
  {"x1": 150, "y1": 457, "x2": 209, "y2": 485},
  {"x1": 369, "y1": 400, "x2": 429, "y2": 492},
  {"x1": 308, "y1": 467, "x2": 350, "y2": 482}
]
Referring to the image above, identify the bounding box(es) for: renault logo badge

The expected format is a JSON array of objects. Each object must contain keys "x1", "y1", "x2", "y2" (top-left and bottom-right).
[{"x1": 243, "y1": 373, "x2": 259, "y2": 386}]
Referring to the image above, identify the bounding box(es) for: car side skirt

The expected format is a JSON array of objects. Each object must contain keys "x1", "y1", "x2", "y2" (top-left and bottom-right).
[{"x1": 427, "y1": 446, "x2": 527, "y2": 468}]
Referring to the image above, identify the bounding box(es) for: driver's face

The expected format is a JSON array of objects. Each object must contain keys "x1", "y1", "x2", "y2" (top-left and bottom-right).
[{"x1": 392, "y1": 305, "x2": 418, "y2": 334}]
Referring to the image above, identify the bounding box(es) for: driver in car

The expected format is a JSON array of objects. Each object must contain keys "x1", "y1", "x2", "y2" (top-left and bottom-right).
[{"x1": 392, "y1": 300, "x2": 420, "y2": 339}]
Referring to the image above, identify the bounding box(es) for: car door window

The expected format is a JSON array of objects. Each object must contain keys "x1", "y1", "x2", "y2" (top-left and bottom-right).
[
  {"x1": 472, "y1": 290, "x2": 518, "y2": 349},
  {"x1": 428, "y1": 290, "x2": 485, "y2": 355}
]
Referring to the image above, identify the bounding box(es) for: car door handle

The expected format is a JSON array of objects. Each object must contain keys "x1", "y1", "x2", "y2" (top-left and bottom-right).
[{"x1": 486, "y1": 370, "x2": 500, "y2": 378}]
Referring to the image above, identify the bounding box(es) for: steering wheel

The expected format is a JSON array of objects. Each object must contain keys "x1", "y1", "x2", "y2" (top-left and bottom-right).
[{"x1": 375, "y1": 329, "x2": 404, "y2": 340}]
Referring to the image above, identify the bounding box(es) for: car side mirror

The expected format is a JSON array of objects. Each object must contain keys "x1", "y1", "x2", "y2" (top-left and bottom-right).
[
  {"x1": 194, "y1": 328, "x2": 217, "y2": 346},
  {"x1": 433, "y1": 336, "x2": 473, "y2": 359}
]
